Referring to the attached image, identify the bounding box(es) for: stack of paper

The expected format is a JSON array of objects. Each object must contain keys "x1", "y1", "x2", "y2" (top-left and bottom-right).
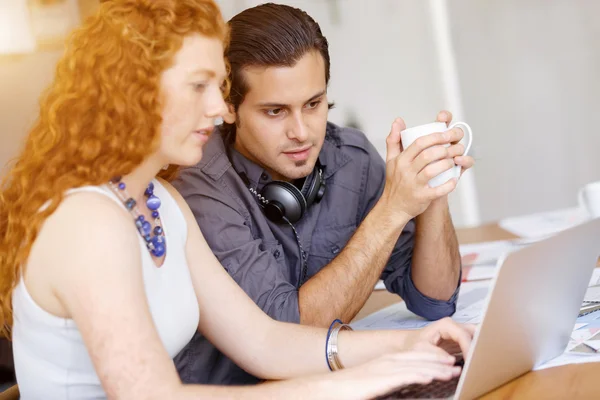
[
  {"x1": 372, "y1": 238, "x2": 540, "y2": 290},
  {"x1": 499, "y1": 207, "x2": 589, "y2": 239}
]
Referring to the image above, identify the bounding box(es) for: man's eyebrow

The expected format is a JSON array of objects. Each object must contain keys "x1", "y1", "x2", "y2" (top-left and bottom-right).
[{"x1": 256, "y1": 89, "x2": 327, "y2": 108}]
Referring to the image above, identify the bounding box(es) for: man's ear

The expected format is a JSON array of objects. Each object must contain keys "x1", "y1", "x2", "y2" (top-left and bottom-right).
[{"x1": 223, "y1": 103, "x2": 236, "y2": 124}]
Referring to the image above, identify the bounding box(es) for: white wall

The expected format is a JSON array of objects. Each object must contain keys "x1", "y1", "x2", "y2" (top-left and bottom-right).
[{"x1": 450, "y1": 0, "x2": 600, "y2": 223}]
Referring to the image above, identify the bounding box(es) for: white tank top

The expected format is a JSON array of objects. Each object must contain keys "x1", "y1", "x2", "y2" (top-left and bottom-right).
[{"x1": 12, "y1": 180, "x2": 200, "y2": 399}]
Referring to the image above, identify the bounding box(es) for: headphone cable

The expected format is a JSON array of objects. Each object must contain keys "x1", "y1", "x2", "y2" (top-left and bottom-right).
[{"x1": 282, "y1": 216, "x2": 309, "y2": 288}]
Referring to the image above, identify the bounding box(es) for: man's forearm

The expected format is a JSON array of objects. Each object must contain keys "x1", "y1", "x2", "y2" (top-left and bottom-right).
[
  {"x1": 411, "y1": 196, "x2": 461, "y2": 300},
  {"x1": 298, "y1": 201, "x2": 410, "y2": 327}
]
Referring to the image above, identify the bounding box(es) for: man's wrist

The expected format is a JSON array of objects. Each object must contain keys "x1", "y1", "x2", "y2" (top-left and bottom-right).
[
  {"x1": 373, "y1": 196, "x2": 413, "y2": 229},
  {"x1": 418, "y1": 195, "x2": 450, "y2": 220},
  {"x1": 429, "y1": 195, "x2": 449, "y2": 210}
]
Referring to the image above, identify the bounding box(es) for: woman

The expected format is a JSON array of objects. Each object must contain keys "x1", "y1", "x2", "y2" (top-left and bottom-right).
[{"x1": 0, "y1": 1, "x2": 474, "y2": 398}]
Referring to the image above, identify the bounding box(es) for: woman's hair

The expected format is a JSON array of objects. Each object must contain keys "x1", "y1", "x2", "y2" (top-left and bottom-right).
[{"x1": 0, "y1": 0, "x2": 228, "y2": 337}]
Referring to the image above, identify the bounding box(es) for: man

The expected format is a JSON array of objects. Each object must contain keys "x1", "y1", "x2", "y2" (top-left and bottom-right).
[{"x1": 173, "y1": 3, "x2": 474, "y2": 385}]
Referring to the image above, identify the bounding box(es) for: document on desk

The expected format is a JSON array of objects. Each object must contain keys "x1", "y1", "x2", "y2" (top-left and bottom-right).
[
  {"x1": 535, "y1": 327, "x2": 600, "y2": 370},
  {"x1": 499, "y1": 207, "x2": 589, "y2": 239},
  {"x1": 353, "y1": 281, "x2": 491, "y2": 330},
  {"x1": 373, "y1": 239, "x2": 559, "y2": 289},
  {"x1": 459, "y1": 240, "x2": 534, "y2": 282},
  {"x1": 583, "y1": 285, "x2": 600, "y2": 303}
]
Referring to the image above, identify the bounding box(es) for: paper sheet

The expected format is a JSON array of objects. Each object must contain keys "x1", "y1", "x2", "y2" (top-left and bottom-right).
[
  {"x1": 535, "y1": 325, "x2": 600, "y2": 370},
  {"x1": 354, "y1": 281, "x2": 491, "y2": 330},
  {"x1": 535, "y1": 351, "x2": 600, "y2": 370},
  {"x1": 590, "y1": 269, "x2": 600, "y2": 287},
  {"x1": 499, "y1": 207, "x2": 589, "y2": 239},
  {"x1": 373, "y1": 239, "x2": 535, "y2": 290},
  {"x1": 584, "y1": 285, "x2": 600, "y2": 303},
  {"x1": 459, "y1": 240, "x2": 529, "y2": 267}
]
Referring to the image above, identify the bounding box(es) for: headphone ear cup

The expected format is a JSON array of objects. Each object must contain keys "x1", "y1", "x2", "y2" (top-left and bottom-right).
[
  {"x1": 261, "y1": 181, "x2": 306, "y2": 223},
  {"x1": 301, "y1": 167, "x2": 325, "y2": 207}
]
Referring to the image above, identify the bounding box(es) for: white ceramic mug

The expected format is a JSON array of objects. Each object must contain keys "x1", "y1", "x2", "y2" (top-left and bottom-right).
[
  {"x1": 579, "y1": 181, "x2": 600, "y2": 218},
  {"x1": 400, "y1": 121, "x2": 473, "y2": 188}
]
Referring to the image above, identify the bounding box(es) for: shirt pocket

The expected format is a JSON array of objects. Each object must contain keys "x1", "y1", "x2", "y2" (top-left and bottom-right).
[{"x1": 308, "y1": 223, "x2": 357, "y2": 277}]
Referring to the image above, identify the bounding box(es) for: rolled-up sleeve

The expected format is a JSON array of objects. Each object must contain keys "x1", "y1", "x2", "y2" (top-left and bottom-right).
[
  {"x1": 360, "y1": 141, "x2": 459, "y2": 320},
  {"x1": 382, "y1": 243, "x2": 461, "y2": 320},
  {"x1": 174, "y1": 169, "x2": 301, "y2": 323}
]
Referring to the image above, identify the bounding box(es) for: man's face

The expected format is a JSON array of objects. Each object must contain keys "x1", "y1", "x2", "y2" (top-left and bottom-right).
[{"x1": 233, "y1": 50, "x2": 329, "y2": 182}]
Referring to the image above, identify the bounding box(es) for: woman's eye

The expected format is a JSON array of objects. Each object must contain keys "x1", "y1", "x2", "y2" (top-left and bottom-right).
[{"x1": 194, "y1": 83, "x2": 207, "y2": 92}]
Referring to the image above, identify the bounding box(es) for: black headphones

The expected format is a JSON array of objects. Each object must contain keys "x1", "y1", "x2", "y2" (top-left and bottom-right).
[{"x1": 242, "y1": 160, "x2": 326, "y2": 224}]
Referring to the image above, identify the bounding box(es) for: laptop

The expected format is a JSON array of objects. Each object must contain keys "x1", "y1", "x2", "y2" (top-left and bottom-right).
[{"x1": 377, "y1": 218, "x2": 600, "y2": 400}]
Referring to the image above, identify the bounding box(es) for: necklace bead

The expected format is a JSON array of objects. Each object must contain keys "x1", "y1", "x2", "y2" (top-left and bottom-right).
[{"x1": 108, "y1": 178, "x2": 167, "y2": 262}]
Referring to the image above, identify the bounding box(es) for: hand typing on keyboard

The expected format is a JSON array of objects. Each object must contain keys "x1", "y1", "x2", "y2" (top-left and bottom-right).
[
  {"x1": 324, "y1": 347, "x2": 462, "y2": 400},
  {"x1": 403, "y1": 317, "x2": 476, "y2": 357}
]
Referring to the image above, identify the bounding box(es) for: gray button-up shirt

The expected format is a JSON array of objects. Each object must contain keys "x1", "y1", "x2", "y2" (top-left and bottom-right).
[{"x1": 172, "y1": 122, "x2": 459, "y2": 385}]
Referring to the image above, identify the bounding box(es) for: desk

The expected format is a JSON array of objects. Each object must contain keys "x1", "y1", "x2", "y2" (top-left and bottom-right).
[{"x1": 356, "y1": 223, "x2": 600, "y2": 399}]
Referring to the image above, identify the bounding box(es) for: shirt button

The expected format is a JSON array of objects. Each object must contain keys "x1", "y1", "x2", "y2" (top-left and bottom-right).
[
  {"x1": 273, "y1": 250, "x2": 280, "y2": 258},
  {"x1": 331, "y1": 245, "x2": 340, "y2": 254},
  {"x1": 261, "y1": 173, "x2": 269, "y2": 181}
]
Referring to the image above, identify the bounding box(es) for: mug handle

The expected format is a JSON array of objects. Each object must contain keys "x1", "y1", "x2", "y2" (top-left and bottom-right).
[{"x1": 448, "y1": 121, "x2": 473, "y2": 156}]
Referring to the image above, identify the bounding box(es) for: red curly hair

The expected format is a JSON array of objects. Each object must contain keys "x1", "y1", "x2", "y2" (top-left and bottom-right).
[{"x1": 0, "y1": 0, "x2": 228, "y2": 338}]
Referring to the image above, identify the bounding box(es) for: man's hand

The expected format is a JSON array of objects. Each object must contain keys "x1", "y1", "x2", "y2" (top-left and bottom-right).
[
  {"x1": 382, "y1": 117, "x2": 463, "y2": 220},
  {"x1": 435, "y1": 110, "x2": 475, "y2": 177},
  {"x1": 404, "y1": 318, "x2": 477, "y2": 357}
]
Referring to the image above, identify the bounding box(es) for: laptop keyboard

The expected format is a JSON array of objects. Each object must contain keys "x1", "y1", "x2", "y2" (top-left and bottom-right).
[
  {"x1": 375, "y1": 376, "x2": 459, "y2": 399},
  {"x1": 374, "y1": 355, "x2": 463, "y2": 399}
]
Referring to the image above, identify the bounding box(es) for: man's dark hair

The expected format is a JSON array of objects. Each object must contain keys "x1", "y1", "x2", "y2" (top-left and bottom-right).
[{"x1": 223, "y1": 3, "x2": 332, "y2": 136}]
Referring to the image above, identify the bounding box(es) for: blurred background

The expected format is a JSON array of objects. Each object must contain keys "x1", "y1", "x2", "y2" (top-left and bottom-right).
[{"x1": 1, "y1": 0, "x2": 599, "y2": 228}]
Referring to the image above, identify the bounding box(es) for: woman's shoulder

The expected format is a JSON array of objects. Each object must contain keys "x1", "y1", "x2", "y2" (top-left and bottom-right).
[
  {"x1": 33, "y1": 189, "x2": 139, "y2": 266},
  {"x1": 25, "y1": 189, "x2": 142, "y2": 317}
]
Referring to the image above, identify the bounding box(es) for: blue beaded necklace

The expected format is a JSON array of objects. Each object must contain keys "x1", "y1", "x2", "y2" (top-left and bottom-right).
[{"x1": 108, "y1": 177, "x2": 167, "y2": 260}]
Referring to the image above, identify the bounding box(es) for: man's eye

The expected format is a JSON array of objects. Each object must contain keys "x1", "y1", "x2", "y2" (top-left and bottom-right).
[
  {"x1": 266, "y1": 109, "x2": 282, "y2": 116},
  {"x1": 306, "y1": 101, "x2": 321, "y2": 109}
]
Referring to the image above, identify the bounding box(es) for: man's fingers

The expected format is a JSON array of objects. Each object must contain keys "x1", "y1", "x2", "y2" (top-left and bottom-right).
[
  {"x1": 436, "y1": 110, "x2": 453, "y2": 124},
  {"x1": 419, "y1": 159, "x2": 455, "y2": 183},
  {"x1": 446, "y1": 127, "x2": 464, "y2": 144},
  {"x1": 403, "y1": 132, "x2": 452, "y2": 161},
  {"x1": 426, "y1": 177, "x2": 458, "y2": 198},
  {"x1": 455, "y1": 155, "x2": 475, "y2": 169},
  {"x1": 386, "y1": 118, "x2": 406, "y2": 162},
  {"x1": 410, "y1": 144, "x2": 449, "y2": 172},
  {"x1": 446, "y1": 143, "x2": 465, "y2": 158}
]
